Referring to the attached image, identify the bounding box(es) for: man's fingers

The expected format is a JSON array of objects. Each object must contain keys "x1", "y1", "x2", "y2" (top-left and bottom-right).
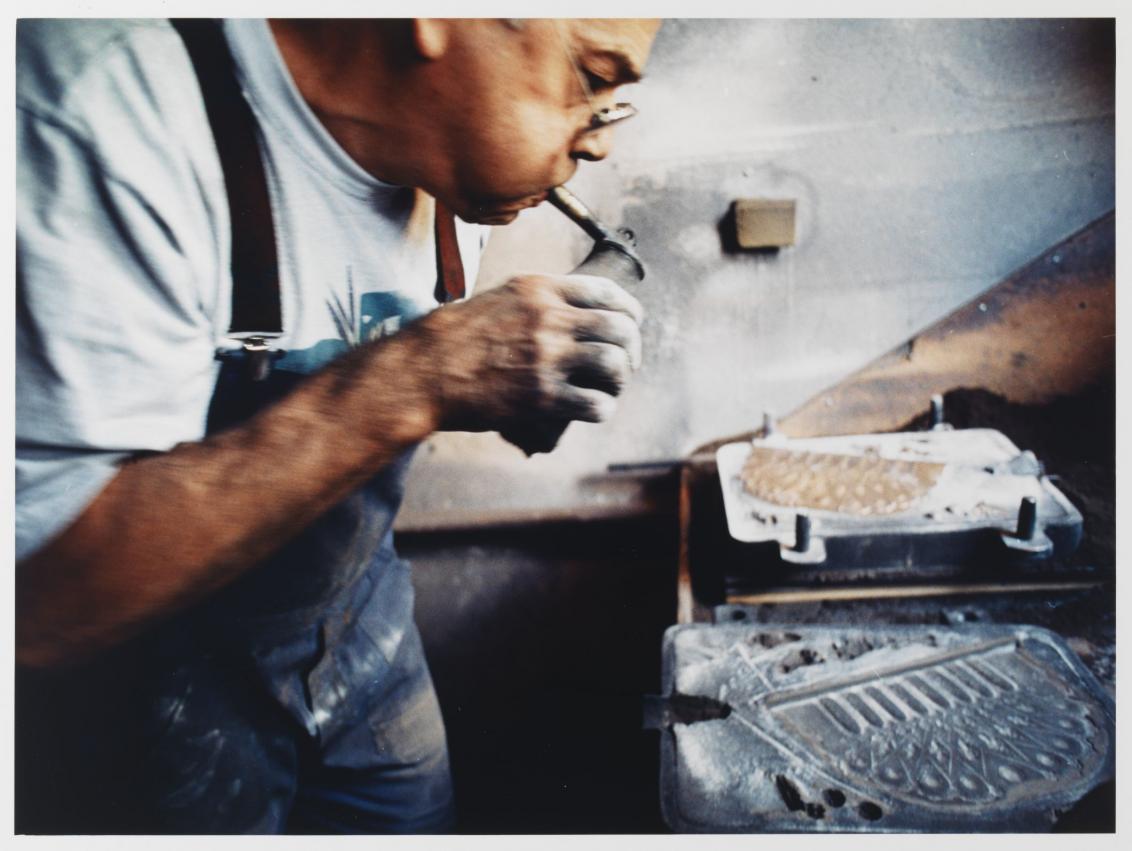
[
  {"x1": 431, "y1": 271, "x2": 643, "y2": 437},
  {"x1": 554, "y1": 274, "x2": 644, "y2": 325},
  {"x1": 562, "y1": 342, "x2": 632, "y2": 395},
  {"x1": 572, "y1": 309, "x2": 642, "y2": 370},
  {"x1": 547, "y1": 384, "x2": 617, "y2": 423}
]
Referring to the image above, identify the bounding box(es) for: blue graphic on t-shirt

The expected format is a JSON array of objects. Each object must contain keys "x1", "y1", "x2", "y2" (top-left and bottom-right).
[
  {"x1": 359, "y1": 292, "x2": 424, "y2": 343},
  {"x1": 274, "y1": 338, "x2": 350, "y2": 374},
  {"x1": 273, "y1": 289, "x2": 424, "y2": 375}
]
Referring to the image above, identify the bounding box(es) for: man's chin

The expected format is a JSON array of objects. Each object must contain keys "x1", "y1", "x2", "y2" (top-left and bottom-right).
[
  {"x1": 462, "y1": 192, "x2": 550, "y2": 225},
  {"x1": 464, "y1": 209, "x2": 521, "y2": 225}
]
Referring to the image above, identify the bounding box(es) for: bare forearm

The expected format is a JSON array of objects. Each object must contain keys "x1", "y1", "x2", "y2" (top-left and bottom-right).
[
  {"x1": 17, "y1": 272, "x2": 644, "y2": 668},
  {"x1": 16, "y1": 328, "x2": 439, "y2": 668}
]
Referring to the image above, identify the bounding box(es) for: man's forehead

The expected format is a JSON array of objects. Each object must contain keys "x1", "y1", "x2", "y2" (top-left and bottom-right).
[{"x1": 566, "y1": 18, "x2": 661, "y2": 79}]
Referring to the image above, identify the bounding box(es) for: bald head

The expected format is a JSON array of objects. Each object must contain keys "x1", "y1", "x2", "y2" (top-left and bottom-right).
[{"x1": 270, "y1": 18, "x2": 661, "y2": 223}]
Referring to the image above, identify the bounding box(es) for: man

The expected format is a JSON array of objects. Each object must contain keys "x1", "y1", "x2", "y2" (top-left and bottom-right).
[{"x1": 16, "y1": 18, "x2": 660, "y2": 833}]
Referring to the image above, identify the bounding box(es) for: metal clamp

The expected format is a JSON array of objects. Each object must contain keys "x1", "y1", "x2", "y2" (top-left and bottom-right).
[
  {"x1": 216, "y1": 334, "x2": 284, "y2": 382},
  {"x1": 999, "y1": 495, "x2": 1054, "y2": 556},
  {"x1": 779, "y1": 513, "x2": 828, "y2": 565}
]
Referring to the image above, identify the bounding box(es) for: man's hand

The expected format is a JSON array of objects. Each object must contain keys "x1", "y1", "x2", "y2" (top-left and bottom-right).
[{"x1": 416, "y1": 273, "x2": 643, "y2": 451}]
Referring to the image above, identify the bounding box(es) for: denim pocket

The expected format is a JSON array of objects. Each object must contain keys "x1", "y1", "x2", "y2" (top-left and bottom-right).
[{"x1": 368, "y1": 671, "x2": 449, "y2": 768}]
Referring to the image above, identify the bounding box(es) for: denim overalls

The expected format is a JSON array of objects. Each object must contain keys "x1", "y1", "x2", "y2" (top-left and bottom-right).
[{"x1": 126, "y1": 377, "x2": 455, "y2": 833}]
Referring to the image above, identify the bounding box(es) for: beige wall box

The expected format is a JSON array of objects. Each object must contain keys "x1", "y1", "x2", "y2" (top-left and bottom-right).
[{"x1": 734, "y1": 198, "x2": 796, "y2": 249}]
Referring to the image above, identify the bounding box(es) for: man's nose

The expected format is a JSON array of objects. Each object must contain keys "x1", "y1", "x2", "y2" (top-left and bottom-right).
[{"x1": 571, "y1": 125, "x2": 614, "y2": 162}]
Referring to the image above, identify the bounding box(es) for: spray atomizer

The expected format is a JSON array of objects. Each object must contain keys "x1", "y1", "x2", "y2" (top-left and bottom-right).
[
  {"x1": 501, "y1": 186, "x2": 647, "y2": 455},
  {"x1": 548, "y1": 185, "x2": 645, "y2": 288}
]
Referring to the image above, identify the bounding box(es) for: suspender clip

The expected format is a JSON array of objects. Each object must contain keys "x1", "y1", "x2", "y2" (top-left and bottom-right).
[{"x1": 242, "y1": 335, "x2": 282, "y2": 382}]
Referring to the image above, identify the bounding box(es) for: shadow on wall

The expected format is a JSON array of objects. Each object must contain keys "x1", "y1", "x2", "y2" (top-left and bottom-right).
[{"x1": 404, "y1": 17, "x2": 1116, "y2": 524}]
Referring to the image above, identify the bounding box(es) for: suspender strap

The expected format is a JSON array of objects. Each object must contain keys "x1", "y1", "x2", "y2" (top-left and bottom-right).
[
  {"x1": 171, "y1": 18, "x2": 283, "y2": 337},
  {"x1": 433, "y1": 200, "x2": 467, "y2": 303}
]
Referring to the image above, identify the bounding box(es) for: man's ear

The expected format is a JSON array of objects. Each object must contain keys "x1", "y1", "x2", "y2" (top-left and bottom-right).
[{"x1": 412, "y1": 19, "x2": 450, "y2": 60}]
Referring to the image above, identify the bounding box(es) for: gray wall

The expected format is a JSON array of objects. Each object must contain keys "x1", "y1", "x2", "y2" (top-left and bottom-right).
[{"x1": 399, "y1": 18, "x2": 1114, "y2": 529}]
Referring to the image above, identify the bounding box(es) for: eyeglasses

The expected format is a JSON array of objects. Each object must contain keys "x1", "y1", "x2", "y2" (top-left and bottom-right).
[
  {"x1": 587, "y1": 102, "x2": 638, "y2": 130},
  {"x1": 554, "y1": 20, "x2": 638, "y2": 132}
]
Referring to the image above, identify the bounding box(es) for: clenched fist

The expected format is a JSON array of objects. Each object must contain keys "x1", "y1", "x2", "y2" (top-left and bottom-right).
[{"x1": 410, "y1": 273, "x2": 643, "y2": 453}]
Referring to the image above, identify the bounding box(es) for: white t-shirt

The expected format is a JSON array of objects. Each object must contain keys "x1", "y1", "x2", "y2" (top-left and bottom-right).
[{"x1": 16, "y1": 19, "x2": 487, "y2": 560}]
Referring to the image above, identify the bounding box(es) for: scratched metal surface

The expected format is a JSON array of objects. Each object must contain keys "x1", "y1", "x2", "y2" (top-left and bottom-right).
[{"x1": 659, "y1": 623, "x2": 1115, "y2": 832}]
